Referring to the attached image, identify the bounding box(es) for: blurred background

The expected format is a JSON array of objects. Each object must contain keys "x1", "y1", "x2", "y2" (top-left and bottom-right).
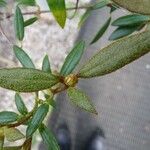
[{"x1": 0, "y1": 0, "x2": 150, "y2": 150}]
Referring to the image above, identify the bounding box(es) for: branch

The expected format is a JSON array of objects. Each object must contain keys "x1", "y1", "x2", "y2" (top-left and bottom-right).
[{"x1": 5, "y1": 6, "x2": 92, "y2": 19}]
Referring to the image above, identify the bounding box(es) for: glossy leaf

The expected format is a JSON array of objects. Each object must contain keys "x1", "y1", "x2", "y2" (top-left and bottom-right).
[
  {"x1": 46, "y1": 0, "x2": 67, "y2": 28},
  {"x1": 0, "y1": 0, "x2": 6, "y2": 7},
  {"x1": 39, "y1": 124, "x2": 60, "y2": 150},
  {"x1": 112, "y1": 14, "x2": 150, "y2": 26},
  {"x1": 109, "y1": 25, "x2": 141, "y2": 40},
  {"x1": 0, "y1": 68, "x2": 59, "y2": 92},
  {"x1": 79, "y1": 31, "x2": 150, "y2": 78},
  {"x1": 24, "y1": 17, "x2": 38, "y2": 27},
  {"x1": 0, "y1": 111, "x2": 18, "y2": 125},
  {"x1": 67, "y1": 87, "x2": 97, "y2": 114},
  {"x1": 78, "y1": 9, "x2": 92, "y2": 28},
  {"x1": 60, "y1": 41, "x2": 85, "y2": 76},
  {"x1": 3, "y1": 146, "x2": 22, "y2": 150},
  {"x1": 14, "y1": 6, "x2": 24, "y2": 41},
  {"x1": 110, "y1": 4, "x2": 118, "y2": 13},
  {"x1": 92, "y1": 0, "x2": 109, "y2": 10},
  {"x1": 15, "y1": 93, "x2": 28, "y2": 115},
  {"x1": 26, "y1": 104, "x2": 49, "y2": 138},
  {"x1": 90, "y1": 17, "x2": 111, "y2": 44},
  {"x1": 16, "y1": 0, "x2": 36, "y2": 6},
  {"x1": 0, "y1": 128, "x2": 4, "y2": 150},
  {"x1": 112, "y1": 0, "x2": 150, "y2": 15},
  {"x1": 4, "y1": 127, "x2": 25, "y2": 142},
  {"x1": 42, "y1": 55, "x2": 51, "y2": 73},
  {"x1": 13, "y1": 45, "x2": 35, "y2": 69}
]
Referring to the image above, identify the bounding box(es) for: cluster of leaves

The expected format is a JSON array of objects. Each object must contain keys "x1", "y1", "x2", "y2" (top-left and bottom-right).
[{"x1": 0, "y1": 0, "x2": 150, "y2": 149}]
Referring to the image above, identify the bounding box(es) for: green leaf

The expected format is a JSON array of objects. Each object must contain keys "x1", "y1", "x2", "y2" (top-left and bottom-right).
[
  {"x1": 78, "y1": 8, "x2": 92, "y2": 28},
  {"x1": 67, "y1": 87, "x2": 97, "y2": 114},
  {"x1": 110, "y1": 4, "x2": 118, "y2": 13},
  {"x1": 90, "y1": 17, "x2": 111, "y2": 44},
  {"x1": 15, "y1": 93, "x2": 28, "y2": 115},
  {"x1": 0, "y1": 68, "x2": 59, "y2": 92},
  {"x1": 13, "y1": 45, "x2": 35, "y2": 69},
  {"x1": 0, "y1": 111, "x2": 18, "y2": 125},
  {"x1": 60, "y1": 41, "x2": 85, "y2": 76},
  {"x1": 42, "y1": 55, "x2": 51, "y2": 73},
  {"x1": 24, "y1": 17, "x2": 38, "y2": 27},
  {"x1": 26, "y1": 104, "x2": 49, "y2": 138},
  {"x1": 112, "y1": 14, "x2": 150, "y2": 26},
  {"x1": 3, "y1": 146, "x2": 22, "y2": 150},
  {"x1": 46, "y1": 0, "x2": 67, "y2": 28},
  {"x1": 0, "y1": 0, "x2": 6, "y2": 7},
  {"x1": 112, "y1": 0, "x2": 150, "y2": 15},
  {"x1": 39, "y1": 124, "x2": 60, "y2": 150},
  {"x1": 92, "y1": 0, "x2": 109, "y2": 10},
  {"x1": 109, "y1": 25, "x2": 141, "y2": 40},
  {"x1": 14, "y1": 6, "x2": 24, "y2": 41},
  {"x1": 16, "y1": 0, "x2": 36, "y2": 6},
  {"x1": 79, "y1": 31, "x2": 150, "y2": 78},
  {"x1": 0, "y1": 128, "x2": 4, "y2": 150},
  {"x1": 46, "y1": 98, "x2": 56, "y2": 108},
  {"x1": 4, "y1": 127, "x2": 25, "y2": 142}
]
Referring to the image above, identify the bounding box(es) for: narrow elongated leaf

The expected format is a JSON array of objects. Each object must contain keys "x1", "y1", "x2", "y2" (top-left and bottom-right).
[
  {"x1": 0, "y1": 68, "x2": 59, "y2": 92},
  {"x1": 67, "y1": 87, "x2": 97, "y2": 114},
  {"x1": 112, "y1": 14, "x2": 150, "y2": 26},
  {"x1": 110, "y1": 4, "x2": 118, "y2": 13},
  {"x1": 112, "y1": 0, "x2": 150, "y2": 15},
  {"x1": 78, "y1": 9, "x2": 92, "y2": 28},
  {"x1": 4, "y1": 127, "x2": 25, "y2": 142},
  {"x1": 14, "y1": 6, "x2": 24, "y2": 41},
  {"x1": 15, "y1": 93, "x2": 28, "y2": 115},
  {"x1": 0, "y1": 128, "x2": 4, "y2": 150},
  {"x1": 3, "y1": 146, "x2": 22, "y2": 150},
  {"x1": 0, "y1": 111, "x2": 18, "y2": 125},
  {"x1": 46, "y1": 0, "x2": 66, "y2": 28},
  {"x1": 16, "y1": 0, "x2": 36, "y2": 6},
  {"x1": 109, "y1": 25, "x2": 141, "y2": 40},
  {"x1": 13, "y1": 45, "x2": 35, "y2": 69},
  {"x1": 92, "y1": 0, "x2": 109, "y2": 10},
  {"x1": 91, "y1": 17, "x2": 111, "y2": 44},
  {"x1": 26, "y1": 104, "x2": 49, "y2": 138},
  {"x1": 0, "y1": 0, "x2": 6, "y2": 7},
  {"x1": 60, "y1": 41, "x2": 85, "y2": 76},
  {"x1": 79, "y1": 31, "x2": 150, "y2": 78},
  {"x1": 42, "y1": 55, "x2": 51, "y2": 73},
  {"x1": 24, "y1": 17, "x2": 38, "y2": 27},
  {"x1": 39, "y1": 124, "x2": 60, "y2": 150}
]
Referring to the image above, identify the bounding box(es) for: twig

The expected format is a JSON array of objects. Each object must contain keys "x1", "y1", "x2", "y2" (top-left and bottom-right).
[
  {"x1": 69, "y1": 0, "x2": 80, "y2": 19},
  {"x1": 1, "y1": 98, "x2": 39, "y2": 128},
  {"x1": 5, "y1": 5, "x2": 92, "y2": 19}
]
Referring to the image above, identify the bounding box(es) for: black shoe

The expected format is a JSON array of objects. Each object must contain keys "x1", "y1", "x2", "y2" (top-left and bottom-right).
[
  {"x1": 84, "y1": 128, "x2": 105, "y2": 150},
  {"x1": 55, "y1": 124, "x2": 71, "y2": 150}
]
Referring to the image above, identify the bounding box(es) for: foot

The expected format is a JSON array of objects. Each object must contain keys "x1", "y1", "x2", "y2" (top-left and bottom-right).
[
  {"x1": 84, "y1": 128, "x2": 106, "y2": 150},
  {"x1": 55, "y1": 123, "x2": 71, "y2": 150}
]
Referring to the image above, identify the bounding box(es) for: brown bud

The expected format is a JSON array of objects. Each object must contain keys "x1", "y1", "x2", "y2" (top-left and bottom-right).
[{"x1": 64, "y1": 74, "x2": 78, "y2": 87}]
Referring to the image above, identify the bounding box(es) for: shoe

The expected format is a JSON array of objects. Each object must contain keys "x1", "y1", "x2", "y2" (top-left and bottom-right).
[
  {"x1": 56, "y1": 123, "x2": 71, "y2": 150},
  {"x1": 84, "y1": 128, "x2": 105, "y2": 150}
]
